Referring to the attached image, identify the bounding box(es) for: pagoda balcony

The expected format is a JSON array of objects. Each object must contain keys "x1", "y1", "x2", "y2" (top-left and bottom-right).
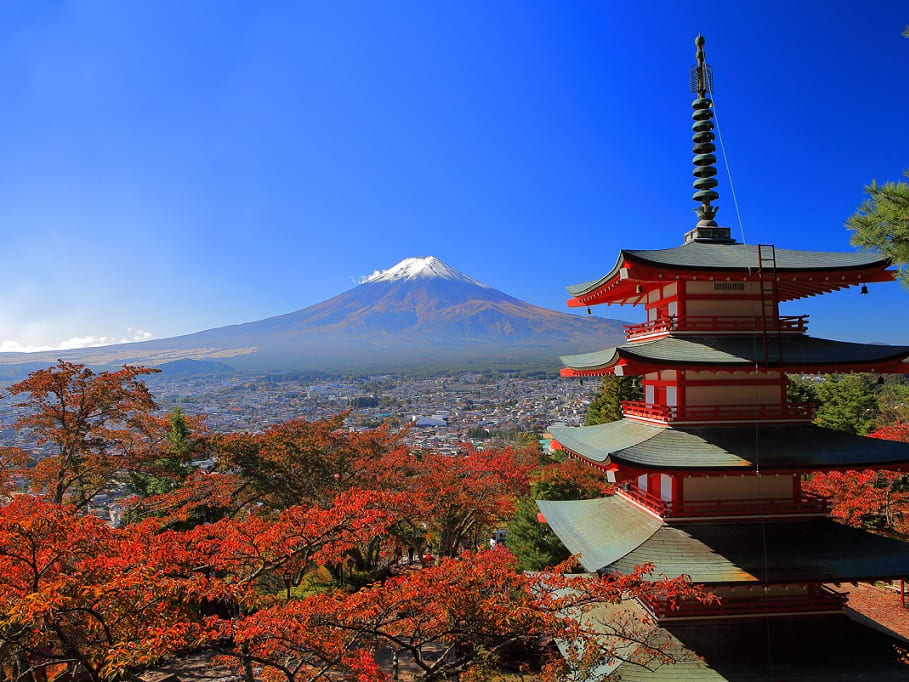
[
  {"x1": 623, "y1": 315, "x2": 808, "y2": 341},
  {"x1": 617, "y1": 484, "x2": 830, "y2": 520},
  {"x1": 638, "y1": 586, "x2": 846, "y2": 622},
  {"x1": 621, "y1": 401, "x2": 815, "y2": 425}
]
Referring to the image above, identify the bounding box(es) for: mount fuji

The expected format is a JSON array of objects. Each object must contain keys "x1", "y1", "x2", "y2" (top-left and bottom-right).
[{"x1": 0, "y1": 257, "x2": 627, "y2": 375}]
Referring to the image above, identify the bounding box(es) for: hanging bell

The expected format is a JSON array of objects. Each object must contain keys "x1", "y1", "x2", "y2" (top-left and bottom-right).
[
  {"x1": 860, "y1": 285, "x2": 869, "y2": 295},
  {"x1": 587, "y1": 307, "x2": 592, "y2": 315},
  {"x1": 635, "y1": 284, "x2": 643, "y2": 294}
]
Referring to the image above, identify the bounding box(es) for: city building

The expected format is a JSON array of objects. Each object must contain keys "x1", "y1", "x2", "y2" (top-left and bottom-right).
[{"x1": 540, "y1": 35, "x2": 909, "y2": 679}]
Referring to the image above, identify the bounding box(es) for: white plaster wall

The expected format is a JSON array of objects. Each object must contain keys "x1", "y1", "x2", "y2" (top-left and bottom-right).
[
  {"x1": 683, "y1": 474, "x2": 792, "y2": 501},
  {"x1": 685, "y1": 385, "x2": 781, "y2": 406},
  {"x1": 685, "y1": 298, "x2": 764, "y2": 317},
  {"x1": 660, "y1": 474, "x2": 673, "y2": 502}
]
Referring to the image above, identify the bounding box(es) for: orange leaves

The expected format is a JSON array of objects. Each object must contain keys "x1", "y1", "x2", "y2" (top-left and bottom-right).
[
  {"x1": 381, "y1": 446, "x2": 535, "y2": 557},
  {"x1": 210, "y1": 416, "x2": 402, "y2": 511},
  {"x1": 3, "y1": 361, "x2": 160, "y2": 507},
  {"x1": 806, "y1": 468, "x2": 909, "y2": 531},
  {"x1": 0, "y1": 446, "x2": 27, "y2": 494},
  {"x1": 0, "y1": 497, "x2": 202, "y2": 681},
  {"x1": 228, "y1": 550, "x2": 709, "y2": 681},
  {"x1": 869, "y1": 422, "x2": 909, "y2": 443},
  {"x1": 0, "y1": 488, "x2": 708, "y2": 681}
]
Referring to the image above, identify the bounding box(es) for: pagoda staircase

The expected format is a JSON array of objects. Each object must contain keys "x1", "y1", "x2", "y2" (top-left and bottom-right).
[{"x1": 757, "y1": 244, "x2": 784, "y2": 366}]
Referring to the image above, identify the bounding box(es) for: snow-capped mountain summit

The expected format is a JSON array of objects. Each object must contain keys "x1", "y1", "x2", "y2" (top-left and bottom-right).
[
  {"x1": 360, "y1": 256, "x2": 489, "y2": 288},
  {"x1": 0, "y1": 257, "x2": 628, "y2": 374}
]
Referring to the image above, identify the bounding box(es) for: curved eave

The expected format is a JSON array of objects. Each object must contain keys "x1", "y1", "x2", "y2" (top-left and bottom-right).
[
  {"x1": 565, "y1": 251, "x2": 628, "y2": 299},
  {"x1": 560, "y1": 336, "x2": 909, "y2": 376},
  {"x1": 566, "y1": 251, "x2": 895, "y2": 307},
  {"x1": 609, "y1": 519, "x2": 909, "y2": 585},
  {"x1": 536, "y1": 495, "x2": 662, "y2": 573},
  {"x1": 539, "y1": 497, "x2": 909, "y2": 583},
  {"x1": 550, "y1": 421, "x2": 909, "y2": 473},
  {"x1": 604, "y1": 615, "x2": 909, "y2": 681}
]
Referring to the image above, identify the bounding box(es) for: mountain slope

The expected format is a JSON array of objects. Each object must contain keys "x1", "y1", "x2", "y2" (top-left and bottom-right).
[{"x1": 0, "y1": 257, "x2": 628, "y2": 373}]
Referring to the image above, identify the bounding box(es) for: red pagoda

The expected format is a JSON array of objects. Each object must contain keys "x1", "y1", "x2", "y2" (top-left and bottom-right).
[{"x1": 541, "y1": 35, "x2": 909, "y2": 680}]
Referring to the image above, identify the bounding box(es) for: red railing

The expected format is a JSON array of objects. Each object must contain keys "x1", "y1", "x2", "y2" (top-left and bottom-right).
[
  {"x1": 666, "y1": 491, "x2": 830, "y2": 519},
  {"x1": 621, "y1": 401, "x2": 815, "y2": 424},
  {"x1": 616, "y1": 483, "x2": 666, "y2": 516},
  {"x1": 617, "y1": 483, "x2": 829, "y2": 520},
  {"x1": 624, "y1": 315, "x2": 808, "y2": 340},
  {"x1": 639, "y1": 585, "x2": 846, "y2": 621}
]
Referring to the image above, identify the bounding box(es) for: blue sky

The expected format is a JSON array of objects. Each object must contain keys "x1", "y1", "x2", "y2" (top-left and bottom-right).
[{"x1": 1, "y1": 1, "x2": 907, "y2": 351}]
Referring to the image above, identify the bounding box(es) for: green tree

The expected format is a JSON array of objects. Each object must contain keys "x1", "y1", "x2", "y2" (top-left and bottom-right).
[
  {"x1": 813, "y1": 374, "x2": 880, "y2": 435},
  {"x1": 584, "y1": 375, "x2": 643, "y2": 425},
  {"x1": 786, "y1": 374, "x2": 820, "y2": 407},
  {"x1": 847, "y1": 170, "x2": 909, "y2": 287},
  {"x1": 506, "y1": 497, "x2": 572, "y2": 571},
  {"x1": 467, "y1": 426, "x2": 491, "y2": 439},
  {"x1": 845, "y1": 27, "x2": 909, "y2": 284},
  {"x1": 506, "y1": 461, "x2": 608, "y2": 572},
  {"x1": 128, "y1": 408, "x2": 196, "y2": 498},
  {"x1": 878, "y1": 378, "x2": 909, "y2": 427}
]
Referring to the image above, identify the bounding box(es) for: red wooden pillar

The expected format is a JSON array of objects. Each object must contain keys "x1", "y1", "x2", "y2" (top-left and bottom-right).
[
  {"x1": 792, "y1": 473, "x2": 801, "y2": 502},
  {"x1": 672, "y1": 475, "x2": 684, "y2": 514},
  {"x1": 648, "y1": 473, "x2": 661, "y2": 499}
]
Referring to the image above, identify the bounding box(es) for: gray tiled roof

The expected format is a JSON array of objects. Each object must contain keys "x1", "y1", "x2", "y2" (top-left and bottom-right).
[
  {"x1": 549, "y1": 421, "x2": 909, "y2": 471},
  {"x1": 567, "y1": 242, "x2": 888, "y2": 296},
  {"x1": 608, "y1": 613, "x2": 909, "y2": 681},
  {"x1": 610, "y1": 519, "x2": 909, "y2": 584},
  {"x1": 540, "y1": 496, "x2": 909, "y2": 583},
  {"x1": 536, "y1": 495, "x2": 662, "y2": 572},
  {"x1": 561, "y1": 335, "x2": 909, "y2": 370}
]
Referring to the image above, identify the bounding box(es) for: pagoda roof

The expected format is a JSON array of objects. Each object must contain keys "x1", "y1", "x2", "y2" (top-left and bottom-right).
[
  {"x1": 567, "y1": 242, "x2": 889, "y2": 298},
  {"x1": 538, "y1": 495, "x2": 909, "y2": 583},
  {"x1": 560, "y1": 335, "x2": 909, "y2": 374},
  {"x1": 536, "y1": 495, "x2": 663, "y2": 571},
  {"x1": 590, "y1": 610, "x2": 909, "y2": 681},
  {"x1": 548, "y1": 420, "x2": 909, "y2": 472}
]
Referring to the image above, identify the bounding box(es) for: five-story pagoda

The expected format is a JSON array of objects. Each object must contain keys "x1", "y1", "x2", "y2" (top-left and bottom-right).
[{"x1": 541, "y1": 35, "x2": 909, "y2": 680}]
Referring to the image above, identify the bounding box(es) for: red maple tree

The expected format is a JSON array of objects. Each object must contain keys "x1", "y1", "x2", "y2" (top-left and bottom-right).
[
  {"x1": 806, "y1": 421, "x2": 909, "y2": 532},
  {"x1": 4, "y1": 361, "x2": 160, "y2": 507}
]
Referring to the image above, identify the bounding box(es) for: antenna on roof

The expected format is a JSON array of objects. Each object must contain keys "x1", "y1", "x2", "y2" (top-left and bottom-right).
[{"x1": 684, "y1": 34, "x2": 733, "y2": 244}]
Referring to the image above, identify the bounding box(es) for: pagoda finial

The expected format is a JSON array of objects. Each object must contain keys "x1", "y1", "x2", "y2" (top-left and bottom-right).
[{"x1": 690, "y1": 34, "x2": 719, "y2": 227}]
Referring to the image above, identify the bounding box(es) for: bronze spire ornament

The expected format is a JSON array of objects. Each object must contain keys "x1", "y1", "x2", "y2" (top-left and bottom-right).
[{"x1": 690, "y1": 34, "x2": 719, "y2": 226}]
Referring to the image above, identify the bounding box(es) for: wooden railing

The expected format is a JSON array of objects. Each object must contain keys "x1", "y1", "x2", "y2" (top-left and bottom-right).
[
  {"x1": 616, "y1": 483, "x2": 666, "y2": 516},
  {"x1": 621, "y1": 401, "x2": 815, "y2": 424},
  {"x1": 617, "y1": 482, "x2": 829, "y2": 520},
  {"x1": 639, "y1": 585, "x2": 846, "y2": 621},
  {"x1": 624, "y1": 315, "x2": 808, "y2": 340},
  {"x1": 666, "y1": 491, "x2": 830, "y2": 519}
]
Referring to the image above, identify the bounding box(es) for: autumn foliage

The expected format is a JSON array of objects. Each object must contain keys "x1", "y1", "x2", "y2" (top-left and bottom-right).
[
  {"x1": 0, "y1": 363, "x2": 711, "y2": 681},
  {"x1": 4, "y1": 361, "x2": 161, "y2": 507},
  {"x1": 805, "y1": 422, "x2": 909, "y2": 533}
]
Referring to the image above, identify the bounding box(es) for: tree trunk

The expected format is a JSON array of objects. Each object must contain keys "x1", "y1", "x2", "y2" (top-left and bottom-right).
[{"x1": 240, "y1": 643, "x2": 256, "y2": 682}]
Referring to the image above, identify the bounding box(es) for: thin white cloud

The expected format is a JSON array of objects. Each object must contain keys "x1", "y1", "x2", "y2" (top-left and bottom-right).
[
  {"x1": 0, "y1": 328, "x2": 154, "y2": 354},
  {"x1": 0, "y1": 340, "x2": 57, "y2": 353},
  {"x1": 126, "y1": 327, "x2": 153, "y2": 342}
]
